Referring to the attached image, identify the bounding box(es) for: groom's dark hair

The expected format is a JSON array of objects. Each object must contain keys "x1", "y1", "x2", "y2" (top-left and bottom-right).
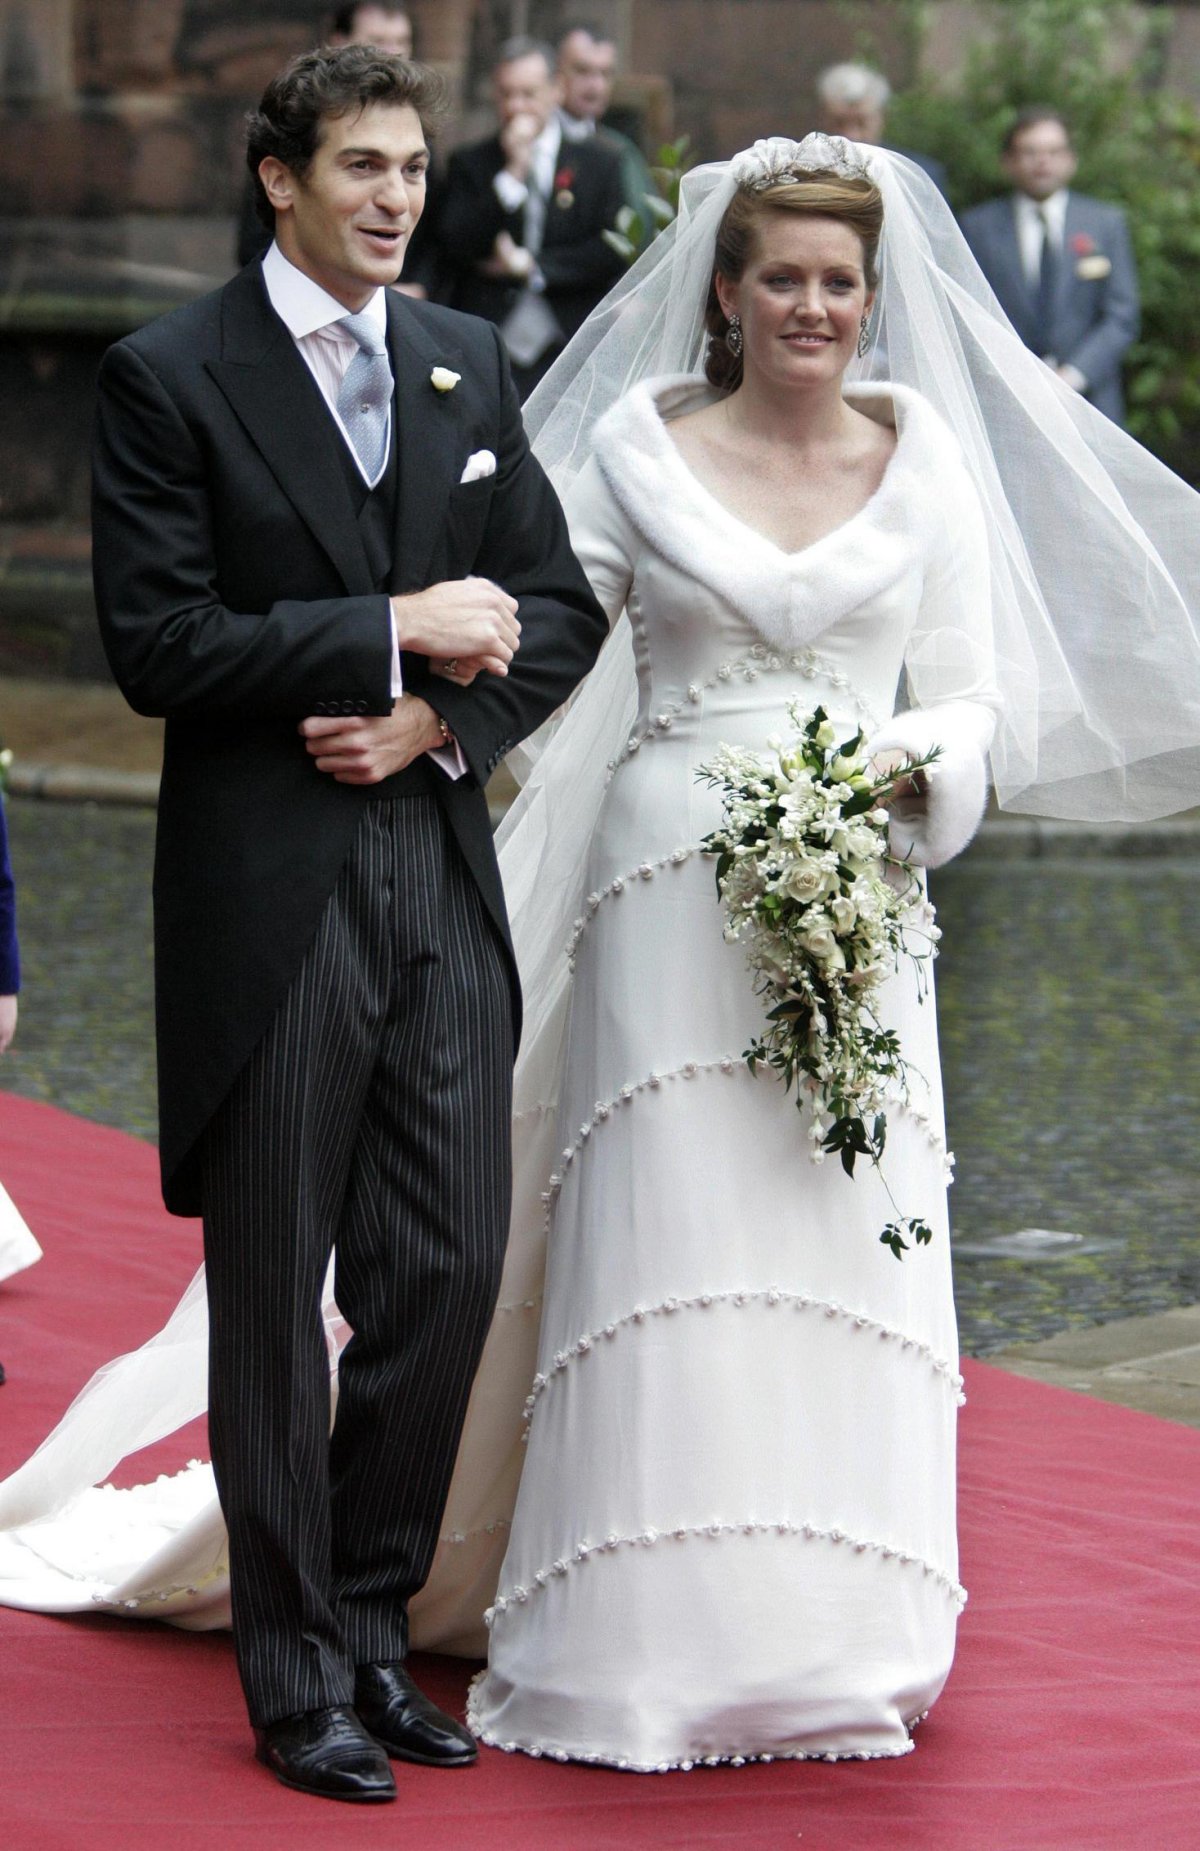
[{"x1": 245, "y1": 44, "x2": 447, "y2": 230}]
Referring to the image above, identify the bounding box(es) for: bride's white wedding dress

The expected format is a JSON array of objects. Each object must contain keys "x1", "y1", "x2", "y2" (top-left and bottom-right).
[
  {"x1": 0, "y1": 377, "x2": 996, "y2": 1767},
  {"x1": 468, "y1": 377, "x2": 997, "y2": 1767},
  {"x1": 0, "y1": 1179, "x2": 41, "y2": 1286}
]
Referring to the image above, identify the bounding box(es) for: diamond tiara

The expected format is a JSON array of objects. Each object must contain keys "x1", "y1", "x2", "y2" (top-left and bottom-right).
[{"x1": 730, "y1": 134, "x2": 874, "y2": 192}]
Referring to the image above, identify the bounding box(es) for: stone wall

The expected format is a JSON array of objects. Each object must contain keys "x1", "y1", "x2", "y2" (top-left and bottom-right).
[{"x1": 629, "y1": 1, "x2": 913, "y2": 155}]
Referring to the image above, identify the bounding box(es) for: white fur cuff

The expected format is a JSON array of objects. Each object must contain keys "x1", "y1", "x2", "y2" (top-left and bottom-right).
[{"x1": 866, "y1": 701, "x2": 995, "y2": 869}]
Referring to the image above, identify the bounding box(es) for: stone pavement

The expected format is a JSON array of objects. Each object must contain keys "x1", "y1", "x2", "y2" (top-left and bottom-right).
[
  {"x1": 989, "y1": 1305, "x2": 1200, "y2": 1430},
  {"x1": 3, "y1": 673, "x2": 1199, "y2": 1430}
]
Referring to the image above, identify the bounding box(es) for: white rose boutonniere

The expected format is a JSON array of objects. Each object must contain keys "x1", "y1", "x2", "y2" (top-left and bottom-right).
[{"x1": 430, "y1": 366, "x2": 461, "y2": 394}]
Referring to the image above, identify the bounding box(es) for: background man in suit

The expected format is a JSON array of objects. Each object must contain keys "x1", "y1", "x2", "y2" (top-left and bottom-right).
[
  {"x1": 92, "y1": 45, "x2": 607, "y2": 1803},
  {"x1": 436, "y1": 36, "x2": 624, "y2": 397},
  {"x1": 815, "y1": 61, "x2": 949, "y2": 197},
  {"x1": 555, "y1": 19, "x2": 654, "y2": 232},
  {"x1": 328, "y1": 0, "x2": 412, "y2": 55},
  {"x1": 960, "y1": 108, "x2": 1140, "y2": 424}
]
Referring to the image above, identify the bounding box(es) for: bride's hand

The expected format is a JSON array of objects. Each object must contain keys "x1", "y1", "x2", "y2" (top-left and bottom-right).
[{"x1": 871, "y1": 748, "x2": 930, "y2": 805}]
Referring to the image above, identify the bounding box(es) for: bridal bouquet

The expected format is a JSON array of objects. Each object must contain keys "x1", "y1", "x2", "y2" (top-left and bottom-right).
[{"x1": 697, "y1": 703, "x2": 941, "y2": 1259}]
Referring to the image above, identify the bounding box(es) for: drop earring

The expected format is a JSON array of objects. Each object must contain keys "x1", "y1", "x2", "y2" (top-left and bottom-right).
[
  {"x1": 857, "y1": 314, "x2": 871, "y2": 359},
  {"x1": 725, "y1": 313, "x2": 743, "y2": 358}
]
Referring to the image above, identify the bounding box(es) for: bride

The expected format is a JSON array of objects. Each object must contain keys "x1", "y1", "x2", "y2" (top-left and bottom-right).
[
  {"x1": 1, "y1": 137, "x2": 1198, "y2": 1767},
  {"x1": 471, "y1": 147, "x2": 993, "y2": 1768}
]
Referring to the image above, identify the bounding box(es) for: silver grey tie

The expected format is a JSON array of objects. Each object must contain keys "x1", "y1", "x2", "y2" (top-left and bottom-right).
[{"x1": 336, "y1": 311, "x2": 393, "y2": 483}]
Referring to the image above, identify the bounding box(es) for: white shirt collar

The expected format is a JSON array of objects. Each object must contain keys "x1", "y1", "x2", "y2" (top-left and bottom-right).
[
  {"x1": 262, "y1": 242, "x2": 388, "y2": 341},
  {"x1": 558, "y1": 109, "x2": 595, "y2": 142},
  {"x1": 1015, "y1": 188, "x2": 1069, "y2": 234}
]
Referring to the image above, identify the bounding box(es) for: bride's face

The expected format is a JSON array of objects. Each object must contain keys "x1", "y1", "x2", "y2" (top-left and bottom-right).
[{"x1": 716, "y1": 214, "x2": 872, "y2": 391}]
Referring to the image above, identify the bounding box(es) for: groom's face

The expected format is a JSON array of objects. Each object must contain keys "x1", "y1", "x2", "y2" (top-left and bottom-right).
[{"x1": 264, "y1": 101, "x2": 429, "y2": 309}]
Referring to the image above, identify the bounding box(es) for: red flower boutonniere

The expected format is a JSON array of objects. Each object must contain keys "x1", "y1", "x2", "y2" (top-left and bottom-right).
[
  {"x1": 1070, "y1": 229, "x2": 1112, "y2": 280},
  {"x1": 554, "y1": 167, "x2": 576, "y2": 209}
]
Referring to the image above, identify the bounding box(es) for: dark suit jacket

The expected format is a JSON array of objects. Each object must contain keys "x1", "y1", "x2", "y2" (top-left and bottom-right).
[
  {"x1": 960, "y1": 191, "x2": 1140, "y2": 422},
  {"x1": 91, "y1": 266, "x2": 607, "y2": 1214},
  {"x1": 435, "y1": 132, "x2": 625, "y2": 344},
  {"x1": 0, "y1": 800, "x2": 18, "y2": 996}
]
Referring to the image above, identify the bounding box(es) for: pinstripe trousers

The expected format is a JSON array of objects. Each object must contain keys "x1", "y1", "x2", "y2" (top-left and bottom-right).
[{"x1": 199, "y1": 796, "x2": 512, "y2": 1727}]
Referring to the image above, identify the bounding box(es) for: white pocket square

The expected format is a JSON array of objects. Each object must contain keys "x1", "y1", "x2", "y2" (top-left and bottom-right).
[{"x1": 460, "y1": 449, "x2": 496, "y2": 483}]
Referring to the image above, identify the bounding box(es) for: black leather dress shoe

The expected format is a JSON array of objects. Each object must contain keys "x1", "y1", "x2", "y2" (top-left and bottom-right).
[
  {"x1": 355, "y1": 1660, "x2": 478, "y2": 1767},
  {"x1": 254, "y1": 1704, "x2": 397, "y2": 1802}
]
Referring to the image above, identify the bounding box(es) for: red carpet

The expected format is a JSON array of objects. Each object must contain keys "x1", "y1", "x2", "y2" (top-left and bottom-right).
[{"x1": 1, "y1": 1091, "x2": 1198, "y2": 1850}]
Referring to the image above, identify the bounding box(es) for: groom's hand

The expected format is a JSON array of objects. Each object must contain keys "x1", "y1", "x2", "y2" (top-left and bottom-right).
[
  {"x1": 300, "y1": 695, "x2": 446, "y2": 784},
  {"x1": 391, "y1": 579, "x2": 520, "y2": 678}
]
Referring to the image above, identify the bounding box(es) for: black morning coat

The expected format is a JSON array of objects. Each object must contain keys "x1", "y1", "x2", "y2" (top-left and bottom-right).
[{"x1": 91, "y1": 264, "x2": 608, "y2": 1214}]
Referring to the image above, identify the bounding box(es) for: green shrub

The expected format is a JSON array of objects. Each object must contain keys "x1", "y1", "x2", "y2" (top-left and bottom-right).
[
  {"x1": 877, "y1": 0, "x2": 1200, "y2": 480},
  {"x1": 603, "y1": 136, "x2": 694, "y2": 262}
]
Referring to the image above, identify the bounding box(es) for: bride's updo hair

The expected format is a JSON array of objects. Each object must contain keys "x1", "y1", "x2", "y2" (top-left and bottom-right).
[{"x1": 704, "y1": 170, "x2": 884, "y2": 391}]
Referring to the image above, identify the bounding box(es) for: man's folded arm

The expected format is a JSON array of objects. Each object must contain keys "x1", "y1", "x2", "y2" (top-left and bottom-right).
[
  {"x1": 423, "y1": 326, "x2": 609, "y2": 784},
  {"x1": 92, "y1": 342, "x2": 394, "y2": 720}
]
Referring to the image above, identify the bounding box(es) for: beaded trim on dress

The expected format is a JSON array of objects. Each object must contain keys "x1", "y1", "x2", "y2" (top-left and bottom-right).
[
  {"x1": 521, "y1": 1288, "x2": 966, "y2": 1427},
  {"x1": 466, "y1": 1664, "x2": 931, "y2": 1772},
  {"x1": 486, "y1": 1518, "x2": 967, "y2": 1626}
]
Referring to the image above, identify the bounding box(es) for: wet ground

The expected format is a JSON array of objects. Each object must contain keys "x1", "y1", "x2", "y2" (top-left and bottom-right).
[
  {"x1": 933, "y1": 856, "x2": 1200, "y2": 1352},
  {"x1": 2, "y1": 795, "x2": 1197, "y2": 1357}
]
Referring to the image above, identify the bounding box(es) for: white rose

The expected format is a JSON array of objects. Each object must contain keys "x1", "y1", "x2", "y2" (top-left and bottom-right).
[
  {"x1": 800, "y1": 926, "x2": 845, "y2": 968},
  {"x1": 430, "y1": 366, "x2": 461, "y2": 393},
  {"x1": 813, "y1": 719, "x2": 837, "y2": 749},
  {"x1": 779, "y1": 861, "x2": 831, "y2": 903},
  {"x1": 831, "y1": 894, "x2": 858, "y2": 935}
]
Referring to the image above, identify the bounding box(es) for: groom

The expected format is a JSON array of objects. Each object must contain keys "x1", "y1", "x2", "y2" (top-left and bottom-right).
[{"x1": 91, "y1": 46, "x2": 606, "y2": 1802}]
